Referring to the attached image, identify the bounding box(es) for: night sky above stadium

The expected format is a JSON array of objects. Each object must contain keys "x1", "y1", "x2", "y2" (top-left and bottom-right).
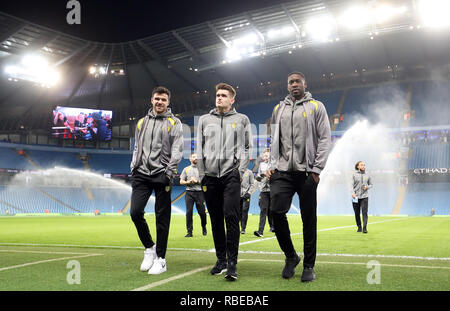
[{"x1": 0, "y1": 0, "x2": 291, "y2": 42}]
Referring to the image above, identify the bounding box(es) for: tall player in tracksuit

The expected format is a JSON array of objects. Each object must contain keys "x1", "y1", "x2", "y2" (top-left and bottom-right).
[
  {"x1": 129, "y1": 86, "x2": 183, "y2": 275},
  {"x1": 180, "y1": 153, "x2": 208, "y2": 237},
  {"x1": 254, "y1": 150, "x2": 274, "y2": 237},
  {"x1": 266, "y1": 72, "x2": 331, "y2": 282},
  {"x1": 196, "y1": 83, "x2": 252, "y2": 281},
  {"x1": 240, "y1": 168, "x2": 255, "y2": 234}
]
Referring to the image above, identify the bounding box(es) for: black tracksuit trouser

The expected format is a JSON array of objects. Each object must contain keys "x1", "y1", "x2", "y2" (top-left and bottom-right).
[
  {"x1": 353, "y1": 197, "x2": 368, "y2": 229},
  {"x1": 270, "y1": 171, "x2": 318, "y2": 269},
  {"x1": 130, "y1": 171, "x2": 172, "y2": 259},
  {"x1": 185, "y1": 190, "x2": 207, "y2": 234},
  {"x1": 257, "y1": 191, "x2": 273, "y2": 234},
  {"x1": 202, "y1": 169, "x2": 241, "y2": 264},
  {"x1": 240, "y1": 195, "x2": 250, "y2": 231}
]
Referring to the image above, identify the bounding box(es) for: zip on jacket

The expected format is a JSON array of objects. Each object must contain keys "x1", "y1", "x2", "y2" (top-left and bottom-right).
[
  {"x1": 196, "y1": 108, "x2": 252, "y2": 180},
  {"x1": 130, "y1": 108, "x2": 183, "y2": 178},
  {"x1": 351, "y1": 170, "x2": 373, "y2": 199},
  {"x1": 269, "y1": 92, "x2": 331, "y2": 175}
]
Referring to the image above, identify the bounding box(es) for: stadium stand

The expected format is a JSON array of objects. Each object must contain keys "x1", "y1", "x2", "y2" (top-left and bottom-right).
[{"x1": 0, "y1": 78, "x2": 448, "y2": 216}]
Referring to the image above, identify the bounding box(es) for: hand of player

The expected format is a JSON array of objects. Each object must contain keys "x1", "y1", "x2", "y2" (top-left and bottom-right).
[
  {"x1": 352, "y1": 193, "x2": 356, "y2": 199},
  {"x1": 266, "y1": 169, "x2": 275, "y2": 180},
  {"x1": 311, "y1": 172, "x2": 320, "y2": 184},
  {"x1": 362, "y1": 185, "x2": 367, "y2": 191}
]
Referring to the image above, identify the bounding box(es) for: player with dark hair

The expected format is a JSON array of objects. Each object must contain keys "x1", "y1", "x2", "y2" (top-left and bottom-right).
[
  {"x1": 266, "y1": 71, "x2": 331, "y2": 282},
  {"x1": 196, "y1": 82, "x2": 252, "y2": 281},
  {"x1": 351, "y1": 161, "x2": 373, "y2": 233},
  {"x1": 129, "y1": 86, "x2": 183, "y2": 275}
]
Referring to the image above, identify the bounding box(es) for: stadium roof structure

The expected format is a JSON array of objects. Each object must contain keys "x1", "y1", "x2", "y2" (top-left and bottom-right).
[{"x1": 0, "y1": 0, "x2": 450, "y2": 132}]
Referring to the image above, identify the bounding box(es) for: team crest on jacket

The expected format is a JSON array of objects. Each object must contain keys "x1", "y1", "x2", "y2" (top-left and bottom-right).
[
  {"x1": 165, "y1": 186, "x2": 171, "y2": 192},
  {"x1": 202, "y1": 186, "x2": 207, "y2": 192}
]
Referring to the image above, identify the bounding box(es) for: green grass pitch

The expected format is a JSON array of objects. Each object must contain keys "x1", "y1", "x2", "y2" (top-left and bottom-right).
[{"x1": 0, "y1": 214, "x2": 449, "y2": 291}]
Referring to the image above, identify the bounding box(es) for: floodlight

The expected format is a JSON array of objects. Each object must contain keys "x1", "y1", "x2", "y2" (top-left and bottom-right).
[
  {"x1": 373, "y1": 4, "x2": 407, "y2": 24},
  {"x1": 305, "y1": 15, "x2": 335, "y2": 42},
  {"x1": 267, "y1": 26, "x2": 295, "y2": 39},
  {"x1": 339, "y1": 6, "x2": 370, "y2": 29},
  {"x1": 418, "y1": 0, "x2": 450, "y2": 28}
]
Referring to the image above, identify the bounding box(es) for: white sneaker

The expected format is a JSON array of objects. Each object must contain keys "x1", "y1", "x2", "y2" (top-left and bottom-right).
[
  {"x1": 140, "y1": 245, "x2": 156, "y2": 272},
  {"x1": 148, "y1": 257, "x2": 167, "y2": 275}
]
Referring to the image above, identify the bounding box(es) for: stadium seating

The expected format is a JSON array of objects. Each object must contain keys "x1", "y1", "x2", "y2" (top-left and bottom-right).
[
  {"x1": 88, "y1": 153, "x2": 132, "y2": 174},
  {"x1": 0, "y1": 147, "x2": 32, "y2": 170},
  {"x1": 407, "y1": 142, "x2": 450, "y2": 169},
  {"x1": 0, "y1": 80, "x2": 448, "y2": 216},
  {"x1": 402, "y1": 182, "x2": 450, "y2": 215}
]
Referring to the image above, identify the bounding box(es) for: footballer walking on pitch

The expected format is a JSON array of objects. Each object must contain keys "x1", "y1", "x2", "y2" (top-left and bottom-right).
[
  {"x1": 266, "y1": 72, "x2": 331, "y2": 282},
  {"x1": 129, "y1": 86, "x2": 183, "y2": 275},
  {"x1": 351, "y1": 161, "x2": 373, "y2": 233},
  {"x1": 196, "y1": 83, "x2": 252, "y2": 281}
]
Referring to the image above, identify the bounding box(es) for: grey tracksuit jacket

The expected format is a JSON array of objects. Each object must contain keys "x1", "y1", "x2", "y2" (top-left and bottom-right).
[
  {"x1": 352, "y1": 171, "x2": 373, "y2": 199},
  {"x1": 196, "y1": 108, "x2": 252, "y2": 180},
  {"x1": 269, "y1": 92, "x2": 331, "y2": 175},
  {"x1": 240, "y1": 169, "x2": 255, "y2": 198},
  {"x1": 255, "y1": 161, "x2": 270, "y2": 192},
  {"x1": 130, "y1": 108, "x2": 183, "y2": 178},
  {"x1": 180, "y1": 165, "x2": 202, "y2": 191}
]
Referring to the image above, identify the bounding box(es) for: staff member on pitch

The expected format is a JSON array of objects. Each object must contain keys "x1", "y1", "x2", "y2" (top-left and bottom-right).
[
  {"x1": 266, "y1": 72, "x2": 331, "y2": 282},
  {"x1": 180, "y1": 153, "x2": 208, "y2": 237},
  {"x1": 129, "y1": 86, "x2": 183, "y2": 275},
  {"x1": 254, "y1": 150, "x2": 274, "y2": 237},
  {"x1": 351, "y1": 161, "x2": 372, "y2": 233},
  {"x1": 240, "y1": 167, "x2": 255, "y2": 234},
  {"x1": 196, "y1": 83, "x2": 252, "y2": 281}
]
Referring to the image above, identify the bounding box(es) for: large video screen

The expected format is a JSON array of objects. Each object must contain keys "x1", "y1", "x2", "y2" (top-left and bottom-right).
[{"x1": 52, "y1": 106, "x2": 112, "y2": 141}]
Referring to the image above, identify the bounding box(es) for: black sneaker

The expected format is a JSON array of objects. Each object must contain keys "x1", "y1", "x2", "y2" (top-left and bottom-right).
[
  {"x1": 202, "y1": 228, "x2": 207, "y2": 236},
  {"x1": 225, "y1": 262, "x2": 238, "y2": 281},
  {"x1": 210, "y1": 260, "x2": 227, "y2": 275},
  {"x1": 363, "y1": 227, "x2": 368, "y2": 234},
  {"x1": 282, "y1": 254, "x2": 301, "y2": 279},
  {"x1": 241, "y1": 230, "x2": 245, "y2": 234},
  {"x1": 357, "y1": 227, "x2": 362, "y2": 232},
  {"x1": 185, "y1": 232, "x2": 193, "y2": 238},
  {"x1": 301, "y1": 267, "x2": 316, "y2": 282},
  {"x1": 253, "y1": 231, "x2": 263, "y2": 238}
]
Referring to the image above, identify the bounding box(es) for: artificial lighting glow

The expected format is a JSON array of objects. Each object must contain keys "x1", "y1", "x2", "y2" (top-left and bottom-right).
[
  {"x1": 339, "y1": 6, "x2": 370, "y2": 29},
  {"x1": 225, "y1": 32, "x2": 263, "y2": 62},
  {"x1": 267, "y1": 26, "x2": 295, "y2": 39},
  {"x1": 98, "y1": 66, "x2": 107, "y2": 75},
  {"x1": 4, "y1": 54, "x2": 60, "y2": 87},
  {"x1": 418, "y1": 0, "x2": 450, "y2": 28},
  {"x1": 305, "y1": 15, "x2": 335, "y2": 42},
  {"x1": 373, "y1": 5, "x2": 407, "y2": 24}
]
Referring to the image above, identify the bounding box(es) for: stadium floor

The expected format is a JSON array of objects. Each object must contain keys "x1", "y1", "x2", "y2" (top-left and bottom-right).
[{"x1": 0, "y1": 215, "x2": 449, "y2": 291}]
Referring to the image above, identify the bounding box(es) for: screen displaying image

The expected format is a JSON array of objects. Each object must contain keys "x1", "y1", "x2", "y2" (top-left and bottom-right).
[{"x1": 52, "y1": 106, "x2": 112, "y2": 141}]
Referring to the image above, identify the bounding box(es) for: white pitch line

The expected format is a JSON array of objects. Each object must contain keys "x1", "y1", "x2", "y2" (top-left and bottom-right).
[
  {"x1": 238, "y1": 258, "x2": 450, "y2": 270},
  {"x1": 131, "y1": 256, "x2": 450, "y2": 291},
  {"x1": 131, "y1": 265, "x2": 213, "y2": 291},
  {"x1": 0, "y1": 249, "x2": 95, "y2": 255},
  {"x1": 0, "y1": 253, "x2": 103, "y2": 272},
  {"x1": 235, "y1": 217, "x2": 410, "y2": 248}
]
